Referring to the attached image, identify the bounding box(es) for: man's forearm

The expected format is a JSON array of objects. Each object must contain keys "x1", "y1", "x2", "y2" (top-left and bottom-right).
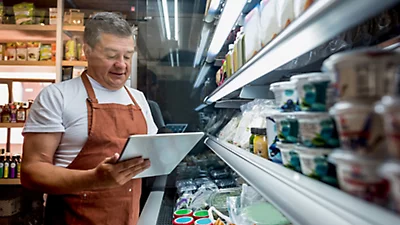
[{"x1": 21, "y1": 162, "x2": 97, "y2": 195}]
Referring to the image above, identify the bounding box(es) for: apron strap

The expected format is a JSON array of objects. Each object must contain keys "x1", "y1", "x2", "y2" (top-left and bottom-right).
[
  {"x1": 81, "y1": 71, "x2": 99, "y2": 103},
  {"x1": 124, "y1": 86, "x2": 141, "y2": 109}
]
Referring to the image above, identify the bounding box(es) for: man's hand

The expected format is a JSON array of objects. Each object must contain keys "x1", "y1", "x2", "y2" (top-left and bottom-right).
[{"x1": 91, "y1": 153, "x2": 151, "y2": 189}]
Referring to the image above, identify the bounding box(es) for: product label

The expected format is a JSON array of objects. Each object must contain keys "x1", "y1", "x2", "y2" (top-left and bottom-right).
[
  {"x1": 299, "y1": 117, "x2": 338, "y2": 148},
  {"x1": 299, "y1": 81, "x2": 331, "y2": 112},
  {"x1": 17, "y1": 111, "x2": 26, "y2": 121}
]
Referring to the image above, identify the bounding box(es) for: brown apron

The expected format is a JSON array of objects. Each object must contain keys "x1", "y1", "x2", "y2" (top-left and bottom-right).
[{"x1": 45, "y1": 72, "x2": 148, "y2": 225}]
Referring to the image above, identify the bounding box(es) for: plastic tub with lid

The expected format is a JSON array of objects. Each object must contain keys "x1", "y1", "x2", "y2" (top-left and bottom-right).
[
  {"x1": 291, "y1": 72, "x2": 334, "y2": 112},
  {"x1": 375, "y1": 96, "x2": 400, "y2": 159},
  {"x1": 295, "y1": 112, "x2": 339, "y2": 148},
  {"x1": 330, "y1": 100, "x2": 385, "y2": 155},
  {"x1": 173, "y1": 216, "x2": 194, "y2": 225},
  {"x1": 194, "y1": 218, "x2": 212, "y2": 225},
  {"x1": 276, "y1": 142, "x2": 301, "y2": 172},
  {"x1": 270, "y1": 113, "x2": 298, "y2": 143},
  {"x1": 329, "y1": 150, "x2": 389, "y2": 205},
  {"x1": 322, "y1": 49, "x2": 400, "y2": 100},
  {"x1": 174, "y1": 209, "x2": 193, "y2": 218},
  {"x1": 193, "y1": 210, "x2": 209, "y2": 220},
  {"x1": 296, "y1": 145, "x2": 336, "y2": 184},
  {"x1": 379, "y1": 160, "x2": 400, "y2": 213},
  {"x1": 270, "y1": 81, "x2": 299, "y2": 112}
]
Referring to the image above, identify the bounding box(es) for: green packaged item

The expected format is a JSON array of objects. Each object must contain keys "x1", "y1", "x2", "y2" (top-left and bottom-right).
[
  {"x1": 13, "y1": 2, "x2": 35, "y2": 25},
  {"x1": 40, "y1": 44, "x2": 52, "y2": 61}
]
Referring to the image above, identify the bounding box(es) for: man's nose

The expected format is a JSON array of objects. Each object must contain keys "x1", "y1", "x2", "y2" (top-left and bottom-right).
[{"x1": 114, "y1": 56, "x2": 127, "y2": 69}]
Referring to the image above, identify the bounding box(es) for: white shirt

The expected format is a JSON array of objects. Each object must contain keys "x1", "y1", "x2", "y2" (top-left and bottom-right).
[{"x1": 23, "y1": 75, "x2": 158, "y2": 167}]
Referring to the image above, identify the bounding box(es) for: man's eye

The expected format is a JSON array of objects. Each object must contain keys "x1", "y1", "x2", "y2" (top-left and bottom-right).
[
  {"x1": 124, "y1": 56, "x2": 131, "y2": 60},
  {"x1": 107, "y1": 55, "x2": 117, "y2": 59}
]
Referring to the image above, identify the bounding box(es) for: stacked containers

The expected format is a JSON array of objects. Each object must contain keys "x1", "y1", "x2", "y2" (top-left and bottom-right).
[{"x1": 323, "y1": 49, "x2": 400, "y2": 207}]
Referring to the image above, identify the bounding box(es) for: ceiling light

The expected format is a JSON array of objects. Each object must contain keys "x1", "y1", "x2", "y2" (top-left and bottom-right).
[{"x1": 162, "y1": 0, "x2": 171, "y2": 40}]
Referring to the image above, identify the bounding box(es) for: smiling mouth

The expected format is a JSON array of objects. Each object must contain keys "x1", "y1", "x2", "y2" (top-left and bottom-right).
[{"x1": 109, "y1": 72, "x2": 125, "y2": 76}]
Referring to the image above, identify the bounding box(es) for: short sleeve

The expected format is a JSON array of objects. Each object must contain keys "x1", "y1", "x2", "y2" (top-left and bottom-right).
[
  {"x1": 135, "y1": 91, "x2": 158, "y2": 135},
  {"x1": 23, "y1": 85, "x2": 65, "y2": 134}
]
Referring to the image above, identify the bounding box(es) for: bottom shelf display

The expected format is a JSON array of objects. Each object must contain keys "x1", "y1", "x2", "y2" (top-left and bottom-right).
[{"x1": 0, "y1": 178, "x2": 21, "y2": 185}]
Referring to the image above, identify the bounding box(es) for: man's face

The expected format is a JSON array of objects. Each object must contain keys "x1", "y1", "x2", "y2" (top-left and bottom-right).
[{"x1": 85, "y1": 33, "x2": 134, "y2": 90}]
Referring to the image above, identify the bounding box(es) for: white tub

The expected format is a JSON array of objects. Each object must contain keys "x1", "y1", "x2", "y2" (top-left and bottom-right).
[
  {"x1": 296, "y1": 145, "x2": 332, "y2": 180},
  {"x1": 375, "y1": 96, "x2": 400, "y2": 159},
  {"x1": 330, "y1": 150, "x2": 388, "y2": 205},
  {"x1": 379, "y1": 161, "x2": 400, "y2": 213},
  {"x1": 270, "y1": 81, "x2": 298, "y2": 112},
  {"x1": 322, "y1": 49, "x2": 400, "y2": 99},
  {"x1": 270, "y1": 113, "x2": 299, "y2": 143},
  {"x1": 276, "y1": 142, "x2": 301, "y2": 172},
  {"x1": 330, "y1": 100, "x2": 385, "y2": 155},
  {"x1": 295, "y1": 112, "x2": 339, "y2": 148}
]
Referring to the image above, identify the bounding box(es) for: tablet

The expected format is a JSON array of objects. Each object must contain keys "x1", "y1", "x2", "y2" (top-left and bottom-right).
[{"x1": 118, "y1": 132, "x2": 204, "y2": 178}]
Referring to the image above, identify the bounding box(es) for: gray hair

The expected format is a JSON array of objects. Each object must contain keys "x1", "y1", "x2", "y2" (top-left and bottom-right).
[{"x1": 84, "y1": 12, "x2": 133, "y2": 48}]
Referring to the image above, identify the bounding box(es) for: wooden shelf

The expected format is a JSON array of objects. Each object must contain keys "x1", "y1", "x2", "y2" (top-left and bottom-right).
[
  {"x1": 0, "y1": 24, "x2": 57, "y2": 31},
  {"x1": 0, "y1": 61, "x2": 55, "y2": 66},
  {"x1": 0, "y1": 178, "x2": 21, "y2": 185},
  {"x1": 62, "y1": 60, "x2": 88, "y2": 67},
  {"x1": 63, "y1": 25, "x2": 85, "y2": 32},
  {"x1": 0, "y1": 123, "x2": 25, "y2": 128}
]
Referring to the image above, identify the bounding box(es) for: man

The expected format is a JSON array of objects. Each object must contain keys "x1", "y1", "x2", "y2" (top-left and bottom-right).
[{"x1": 21, "y1": 12, "x2": 158, "y2": 225}]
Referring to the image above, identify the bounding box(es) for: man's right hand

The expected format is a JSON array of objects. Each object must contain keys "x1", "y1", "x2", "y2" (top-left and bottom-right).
[{"x1": 91, "y1": 153, "x2": 151, "y2": 189}]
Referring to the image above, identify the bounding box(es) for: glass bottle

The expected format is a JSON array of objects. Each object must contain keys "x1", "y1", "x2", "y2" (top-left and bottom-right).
[
  {"x1": 10, "y1": 104, "x2": 17, "y2": 123},
  {"x1": 254, "y1": 128, "x2": 268, "y2": 159},
  {"x1": 1, "y1": 104, "x2": 10, "y2": 123},
  {"x1": 17, "y1": 102, "x2": 26, "y2": 123}
]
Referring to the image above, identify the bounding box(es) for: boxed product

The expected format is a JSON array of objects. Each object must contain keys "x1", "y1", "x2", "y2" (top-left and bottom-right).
[
  {"x1": 244, "y1": 5, "x2": 261, "y2": 62},
  {"x1": 49, "y1": 8, "x2": 57, "y2": 25},
  {"x1": 13, "y1": 2, "x2": 34, "y2": 25},
  {"x1": 259, "y1": 0, "x2": 279, "y2": 47},
  {"x1": 6, "y1": 43, "x2": 16, "y2": 61},
  {"x1": 16, "y1": 42, "x2": 27, "y2": 61},
  {"x1": 40, "y1": 44, "x2": 52, "y2": 61},
  {"x1": 65, "y1": 38, "x2": 77, "y2": 60},
  {"x1": 64, "y1": 9, "x2": 84, "y2": 26}
]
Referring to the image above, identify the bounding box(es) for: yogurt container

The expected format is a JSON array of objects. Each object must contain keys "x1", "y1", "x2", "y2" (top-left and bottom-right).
[
  {"x1": 330, "y1": 150, "x2": 389, "y2": 205},
  {"x1": 193, "y1": 210, "x2": 209, "y2": 220},
  {"x1": 291, "y1": 73, "x2": 334, "y2": 112},
  {"x1": 194, "y1": 218, "x2": 212, "y2": 225},
  {"x1": 271, "y1": 113, "x2": 299, "y2": 143},
  {"x1": 296, "y1": 145, "x2": 336, "y2": 184},
  {"x1": 379, "y1": 160, "x2": 400, "y2": 213},
  {"x1": 174, "y1": 209, "x2": 193, "y2": 218},
  {"x1": 173, "y1": 216, "x2": 194, "y2": 225},
  {"x1": 276, "y1": 142, "x2": 301, "y2": 172},
  {"x1": 375, "y1": 96, "x2": 400, "y2": 159},
  {"x1": 322, "y1": 49, "x2": 400, "y2": 100},
  {"x1": 330, "y1": 100, "x2": 385, "y2": 155},
  {"x1": 270, "y1": 81, "x2": 299, "y2": 112},
  {"x1": 295, "y1": 112, "x2": 340, "y2": 148}
]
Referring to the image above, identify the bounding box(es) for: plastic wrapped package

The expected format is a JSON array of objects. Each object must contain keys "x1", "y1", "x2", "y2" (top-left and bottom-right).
[
  {"x1": 176, "y1": 179, "x2": 195, "y2": 188},
  {"x1": 218, "y1": 113, "x2": 242, "y2": 143},
  {"x1": 293, "y1": 0, "x2": 314, "y2": 18},
  {"x1": 259, "y1": 0, "x2": 279, "y2": 47},
  {"x1": 178, "y1": 184, "x2": 198, "y2": 195},
  {"x1": 244, "y1": 5, "x2": 262, "y2": 62},
  {"x1": 208, "y1": 188, "x2": 242, "y2": 214},
  {"x1": 276, "y1": 0, "x2": 295, "y2": 31},
  {"x1": 194, "y1": 177, "x2": 213, "y2": 187},
  {"x1": 188, "y1": 183, "x2": 219, "y2": 210},
  {"x1": 214, "y1": 178, "x2": 237, "y2": 189},
  {"x1": 209, "y1": 169, "x2": 230, "y2": 180},
  {"x1": 13, "y1": 3, "x2": 34, "y2": 25}
]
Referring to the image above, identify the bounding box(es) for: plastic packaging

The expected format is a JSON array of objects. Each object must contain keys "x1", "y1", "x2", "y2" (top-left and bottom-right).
[
  {"x1": 295, "y1": 112, "x2": 339, "y2": 148},
  {"x1": 16, "y1": 42, "x2": 27, "y2": 61},
  {"x1": 379, "y1": 161, "x2": 400, "y2": 213},
  {"x1": 291, "y1": 73, "x2": 333, "y2": 112},
  {"x1": 276, "y1": 0, "x2": 295, "y2": 31},
  {"x1": 270, "y1": 81, "x2": 298, "y2": 112},
  {"x1": 331, "y1": 100, "x2": 385, "y2": 155},
  {"x1": 40, "y1": 44, "x2": 52, "y2": 61},
  {"x1": 194, "y1": 218, "x2": 212, "y2": 225},
  {"x1": 293, "y1": 0, "x2": 314, "y2": 18},
  {"x1": 330, "y1": 150, "x2": 388, "y2": 205},
  {"x1": 6, "y1": 43, "x2": 16, "y2": 61},
  {"x1": 277, "y1": 142, "x2": 301, "y2": 172},
  {"x1": 214, "y1": 178, "x2": 237, "y2": 189},
  {"x1": 27, "y1": 42, "x2": 40, "y2": 61},
  {"x1": 259, "y1": 0, "x2": 279, "y2": 47},
  {"x1": 209, "y1": 169, "x2": 230, "y2": 180},
  {"x1": 174, "y1": 209, "x2": 193, "y2": 218},
  {"x1": 208, "y1": 188, "x2": 241, "y2": 214},
  {"x1": 193, "y1": 210, "x2": 209, "y2": 220},
  {"x1": 375, "y1": 96, "x2": 400, "y2": 159},
  {"x1": 322, "y1": 49, "x2": 400, "y2": 99},
  {"x1": 244, "y1": 5, "x2": 261, "y2": 62},
  {"x1": 271, "y1": 113, "x2": 298, "y2": 143},
  {"x1": 13, "y1": 3, "x2": 34, "y2": 25},
  {"x1": 173, "y1": 216, "x2": 194, "y2": 225},
  {"x1": 296, "y1": 146, "x2": 335, "y2": 182}
]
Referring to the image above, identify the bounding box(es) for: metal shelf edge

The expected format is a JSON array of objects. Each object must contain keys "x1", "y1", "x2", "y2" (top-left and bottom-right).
[{"x1": 204, "y1": 136, "x2": 400, "y2": 225}]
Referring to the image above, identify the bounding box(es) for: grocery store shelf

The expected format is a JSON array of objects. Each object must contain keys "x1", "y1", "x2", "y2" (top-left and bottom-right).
[
  {"x1": 63, "y1": 25, "x2": 85, "y2": 32},
  {"x1": 239, "y1": 85, "x2": 274, "y2": 99},
  {"x1": 195, "y1": 104, "x2": 209, "y2": 111},
  {"x1": 204, "y1": 0, "x2": 400, "y2": 103},
  {"x1": 0, "y1": 24, "x2": 56, "y2": 31},
  {"x1": 0, "y1": 179, "x2": 21, "y2": 185},
  {"x1": 0, "y1": 123, "x2": 25, "y2": 128},
  {"x1": 204, "y1": 136, "x2": 400, "y2": 225},
  {"x1": 214, "y1": 99, "x2": 251, "y2": 109},
  {"x1": 62, "y1": 61, "x2": 88, "y2": 67},
  {"x1": 0, "y1": 61, "x2": 55, "y2": 66}
]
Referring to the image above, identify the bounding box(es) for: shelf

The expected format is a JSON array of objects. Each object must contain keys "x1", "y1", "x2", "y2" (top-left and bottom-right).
[
  {"x1": 204, "y1": 136, "x2": 400, "y2": 225},
  {"x1": 204, "y1": 0, "x2": 400, "y2": 103},
  {"x1": 62, "y1": 61, "x2": 88, "y2": 67},
  {"x1": 0, "y1": 123, "x2": 25, "y2": 128},
  {"x1": 0, "y1": 61, "x2": 55, "y2": 66},
  {"x1": 0, "y1": 24, "x2": 56, "y2": 31},
  {"x1": 195, "y1": 104, "x2": 209, "y2": 111},
  {"x1": 63, "y1": 25, "x2": 85, "y2": 32},
  {"x1": 214, "y1": 99, "x2": 251, "y2": 109},
  {"x1": 0, "y1": 179, "x2": 21, "y2": 185}
]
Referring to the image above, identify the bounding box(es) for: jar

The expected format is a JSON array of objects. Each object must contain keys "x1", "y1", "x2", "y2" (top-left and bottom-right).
[
  {"x1": 254, "y1": 128, "x2": 268, "y2": 159},
  {"x1": 249, "y1": 128, "x2": 257, "y2": 154}
]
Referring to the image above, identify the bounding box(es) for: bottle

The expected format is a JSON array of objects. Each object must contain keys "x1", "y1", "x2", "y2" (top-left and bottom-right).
[
  {"x1": 254, "y1": 128, "x2": 268, "y2": 159},
  {"x1": 249, "y1": 128, "x2": 257, "y2": 154},
  {"x1": 9, "y1": 156, "x2": 16, "y2": 178},
  {"x1": 1, "y1": 104, "x2": 10, "y2": 123},
  {"x1": 17, "y1": 102, "x2": 26, "y2": 123},
  {"x1": 10, "y1": 104, "x2": 17, "y2": 123},
  {"x1": 15, "y1": 154, "x2": 21, "y2": 178},
  {"x1": 0, "y1": 155, "x2": 4, "y2": 178},
  {"x1": 4, "y1": 155, "x2": 10, "y2": 179}
]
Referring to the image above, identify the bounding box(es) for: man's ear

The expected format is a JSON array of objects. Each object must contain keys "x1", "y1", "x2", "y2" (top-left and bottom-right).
[{"x1": 83, "y1": 44, "x2": 91, "y2": 58}]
